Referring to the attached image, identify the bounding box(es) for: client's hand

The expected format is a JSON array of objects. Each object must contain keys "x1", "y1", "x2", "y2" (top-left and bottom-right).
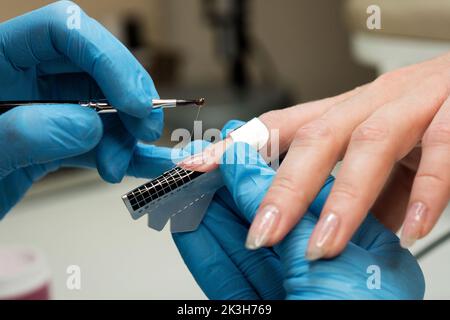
[{"x1": 173, "y1": 141, "x2": 425, "y2": 299}]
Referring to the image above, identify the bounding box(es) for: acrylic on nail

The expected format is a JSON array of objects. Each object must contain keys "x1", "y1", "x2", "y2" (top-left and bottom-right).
[
  {"x1": 400, "y1": 202, "x2": 427, "y2": 248},
  {"x1": 245, "y1": 205, "x2": 279, "y2": 250},
  {"x1": 306, "y1": 213, "x2": 339, "y2": 261}
]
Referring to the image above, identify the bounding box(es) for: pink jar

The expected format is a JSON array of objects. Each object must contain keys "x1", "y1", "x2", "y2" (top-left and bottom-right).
[{"x1": 0, "y1": 246, "x2": 51, "y2": 300}]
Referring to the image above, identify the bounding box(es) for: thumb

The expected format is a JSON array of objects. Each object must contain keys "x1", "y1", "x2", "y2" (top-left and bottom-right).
[{"x1": 0, "y1": 105, "x2": 102, "y2": 179}]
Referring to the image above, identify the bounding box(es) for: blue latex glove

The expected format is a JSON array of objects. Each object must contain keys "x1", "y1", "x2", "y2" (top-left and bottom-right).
[
  {"x1": 0, "y1": 141, "x2": 182, "y2": 220},
  {"x1": 172, "y1": 124, "x2": 425, "y2": 299},
  {"x1": 0, "y1": 1, "x2": 163, "y2": 218}
]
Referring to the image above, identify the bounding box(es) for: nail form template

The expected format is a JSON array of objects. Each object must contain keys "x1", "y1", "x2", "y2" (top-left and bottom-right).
[
  {"x1": 122, "y1": 167, "x2": 223, "y2": 233},
  {"x1": 121, "y1": 118, "x2": 270, "y2": 233}
]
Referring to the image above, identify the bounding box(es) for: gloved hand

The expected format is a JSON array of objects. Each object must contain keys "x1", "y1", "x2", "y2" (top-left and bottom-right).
[
  {"x1": 0, "y1": 1, "x2": 163, "y2": 218},
  {"x1": 172, "y1": 124, "x2": 425, "y2": 299}
]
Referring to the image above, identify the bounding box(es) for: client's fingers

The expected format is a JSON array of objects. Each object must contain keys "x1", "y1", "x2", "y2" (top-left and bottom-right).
[
  {"x1": 179, "y1": 86, "x2": 365, "y2": 173},
  {"x1": 401, "y1": 96, "x2": 450, "y2": 247},
  {"x1": 219, "y1": 142, "x2": 335, "y2": 251},
  {"x1": 308, "y1": 76, "x2": 448, "y2": 260}
]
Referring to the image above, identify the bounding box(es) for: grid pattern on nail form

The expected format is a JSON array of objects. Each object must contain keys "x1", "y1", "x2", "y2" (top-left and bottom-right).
[
  {"x1": 123, "y1": 167, "x2": 204, "y2": 215},
  {"x1": 122, "y1": 165, "x2": 224, "y2": 233}
]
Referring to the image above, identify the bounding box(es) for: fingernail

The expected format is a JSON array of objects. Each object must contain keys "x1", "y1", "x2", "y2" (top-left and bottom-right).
[
  {"x1": 401, "y1": 202, "x2": 427, "y2": 248},
  {"x1": 306, "y1": 213, "x2": 339, "y2": 261},
  {"x1": 178, "y1": 153, "x2": 205, "y2": 169},
  {"x1": 245, "y1": 205, "x2": 279, "y2": 250}
]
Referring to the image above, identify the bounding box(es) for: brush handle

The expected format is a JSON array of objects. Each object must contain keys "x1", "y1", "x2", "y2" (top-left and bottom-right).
[
  {"x1": 0, "y1": 98, "x2": 202, "y2": 115},
  {"x1": 0, "y1": 100, "x2": 114, "y2": 115}
]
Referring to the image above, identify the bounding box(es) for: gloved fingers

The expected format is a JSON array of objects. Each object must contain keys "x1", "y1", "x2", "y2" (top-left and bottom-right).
[
  {"x1": 58, "y1": 112, "x2": 149, "y2": 184},
  {"x1": 219, "y1": 142, "x2": 275, "y2": 223},
  {"x1": 118, "y1": 109, "x2": 164, "y2": 142},
  {"x1": 278, "y1": 216, "x2": 424, "y2": 300},
  {"x1": 35, "y1": 72, "x2": 104, "y2": 101},
  {"x1": 219, "y1": 141, "x2": 336, "y2": 223},
  {"x1": 220, "y1": 142, "x2": 344, "y2": 254},
  {"x1": 0, "y1": 162, "x2": 60, "y2": 219},
  {"x1": 344, "y1": 214, "x2": 425, "y2": 299},
  {"x1": 0, "y1": 1, "x2": 157, "y2": 119},
  {"x1": 275, "y1": 203, "x2": 424, "y2": 299},
  {"x1": 349, "y1": 213, "x2": 398, "y2": 250},
  {"x1": 270, "y1": 209, "x2": 371, "y2": 299},
  {"x1": 95, "y1": 113, "x2": 137, "y2": 183},
  {"x1": 201, "y1": 196, "x2": 285, "y2": 299},
  {"x1": 0, "y1": 105, "x2": 102, "y2": 179},
  {"x1": 62, "y1": 140, "x2": 207, "y2": 180},
  {"x1": 218, "y1": 142, "x2": 424, "y2": 299},
  {"x1": 61, "y1": 142, "x2": 173, "y2": 179},
  {"x1": 306, "y1": 177, "x2": 402, "y2": 260},
  {"x1": 96, "y1": 113, "x2": 192, "y2": 183},
  {"x1": 173, "y1": 221, "x2": 260, "y2": 300},
  {"x1": 344, "y1": 211, "x2": 419, "y2": 275},
  {"x1": 126, "y1": 143, "x2": 186, "y2": 178},
  {"x1": 40, "y1": 63, "x2": 162, "y2": 144},
  {"x1": 219, "y1": 142, "x2": 418, "y2": 258},
  {"x1": 61, "y1": 151, "x2": 97, "y2": 170},
  {"x1": 127, "y1": 140, "x2": 210, "y2": 178},
  {"x1": 310, "y1": 193, "x2": 425, "y2": 298},
  {"x1": 36, "y1": 57, "x2": 84, "y2": 76},
  {"x1": 174, "y1": 140, "x2": 282, "y2": 299},
  {"x1": 274, "y1": 211, "x2": 323, "y2": 283},
  {"x1": 214, "y1": 187, "x2": 244, "y2": 222}
]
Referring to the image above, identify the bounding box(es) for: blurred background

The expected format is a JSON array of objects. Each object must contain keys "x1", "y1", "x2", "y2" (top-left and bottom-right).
[{"x1": 0, "y1": 0, "x2": 449, "y2": 299}]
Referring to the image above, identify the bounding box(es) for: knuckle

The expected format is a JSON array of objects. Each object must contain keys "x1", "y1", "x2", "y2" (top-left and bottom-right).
[
  {"x1": 421, "y1": 74, "x2": 450, "y2": 100},
  {"x1": 373, "y1": 70, "x2": 403, "y2": 86},
  {"x1": 92, "y1": 51, "x2": 111, "y2": 71},
  {"x1": 270, "y1": 175, "x2": 309, "y2": 203},
  {"x1": 351, "y1": 118, "x2": 390, "y2": 143},
  {"x1": 293, "y1": 119, "x2": 334, "y2": 144},
  {"x1": 3, "y1": 109, "x2": 33, "y2": 144},
  {"x1": 423, "y1": 122, "x2": 450, "y2": 147},
  {"x1": 330, "y1": 181, "x2": 360, "y2": 202},
  {"x1": 373, "y1": 73, "x2": 392, "y2": 86},
  {"x1": 1, "y1": 109, "x2": 33, "y2": 167},
  {"x1": 372, "y1": 67, "x2": 417, "y2": 91},
  {"x1": 415, "y1": 171, "x2": 449, "y2": 190},
  {"x1": 442, "y1": 52, "x2": 450, "y2": 63},
  {"x1": 431, "y1": 72, "x2": 449, "y2": 91},
  {"x1": 260, "y1": 110, "x2": 284, "y2": 129},
  {"x1": 352, "y1": 84, "x2": 367, "y2": 95}
]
